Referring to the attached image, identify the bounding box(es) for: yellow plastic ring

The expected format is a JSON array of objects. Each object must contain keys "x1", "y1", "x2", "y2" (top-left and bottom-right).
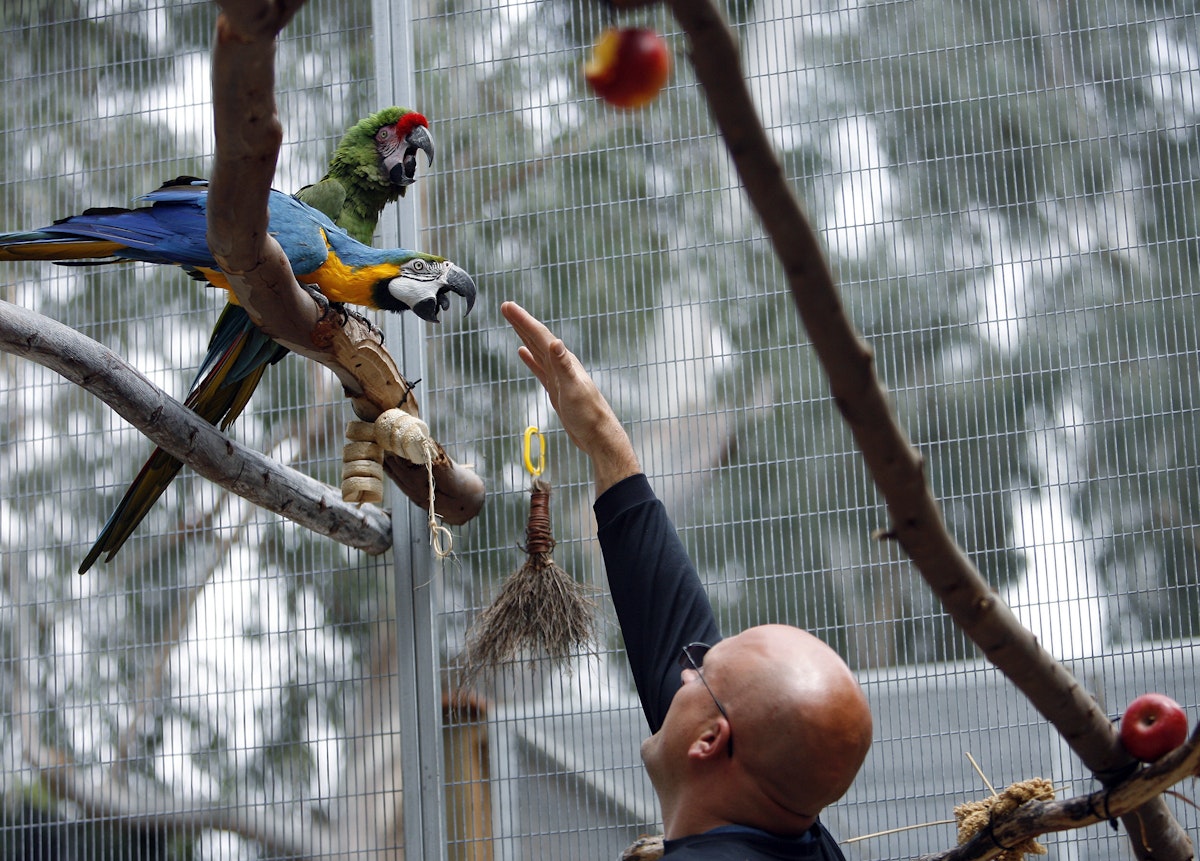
[{"x1": 522, "y1": 425, "x2": 545, "y2": 476}]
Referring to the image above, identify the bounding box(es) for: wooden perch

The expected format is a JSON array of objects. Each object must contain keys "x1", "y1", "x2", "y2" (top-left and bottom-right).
[
  {"x1": 0, "y1": 298, "x2": 390, "y2": 555},
  {"x1": 208, "y1": 0, "x2": 484, "y2": 526},
  {"x1": 660, "y1": 0, "x2": 1192, "y2": 857}
]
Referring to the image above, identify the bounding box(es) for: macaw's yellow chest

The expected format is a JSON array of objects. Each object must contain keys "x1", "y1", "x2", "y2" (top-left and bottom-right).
[
  {"x1": 199, "y1": 243, "x2": 399, "y2": 310},
  {"x1": 298, "y1": 249, "x2": 397, "y2": 308}
]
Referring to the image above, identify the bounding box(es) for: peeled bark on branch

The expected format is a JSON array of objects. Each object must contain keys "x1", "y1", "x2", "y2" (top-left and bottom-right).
[{"x1": 660, "y1": 1, "x2": 1192, "y2": 858}]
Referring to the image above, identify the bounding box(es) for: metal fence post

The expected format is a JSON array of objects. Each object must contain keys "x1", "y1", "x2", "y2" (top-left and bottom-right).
[{"x1": 373, "y1": 0, "x2": 448, "y2": 857}]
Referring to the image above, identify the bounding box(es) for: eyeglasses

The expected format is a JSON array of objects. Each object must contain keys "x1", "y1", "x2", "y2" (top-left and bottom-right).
[{"x1": 677, "y1": 642, "x2": 734, "y2": 757}]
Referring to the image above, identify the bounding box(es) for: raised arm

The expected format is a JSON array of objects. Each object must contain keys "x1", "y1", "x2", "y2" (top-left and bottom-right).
[{"x1": 502, "y1": 301, "x2": 720, "y2": 728}]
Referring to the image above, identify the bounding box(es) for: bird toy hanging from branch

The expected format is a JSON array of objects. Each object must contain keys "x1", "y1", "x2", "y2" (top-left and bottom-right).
[
  {"x1": 341, "y1": 408, "x2": 454, "y2": 557},
  {"x1": 463, "y1": 426, "x2": 595, "y2": 680}
]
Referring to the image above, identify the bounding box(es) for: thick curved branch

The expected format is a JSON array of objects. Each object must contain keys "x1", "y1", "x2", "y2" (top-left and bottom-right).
[
  {"x1": 662, "y1": 1, "x2": 1190, "y2": 857},
  {"x1": 207, "y1": 0, "x2": 485, "y2": 524},
  {"x1": 0, "y1": 299, "x2": 391, "y2": 555}
]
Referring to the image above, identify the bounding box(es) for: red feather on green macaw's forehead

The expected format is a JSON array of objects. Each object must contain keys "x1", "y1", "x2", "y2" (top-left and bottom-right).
[{"x1": 396, "y1": 112, "x2": 428, "y2": 136}]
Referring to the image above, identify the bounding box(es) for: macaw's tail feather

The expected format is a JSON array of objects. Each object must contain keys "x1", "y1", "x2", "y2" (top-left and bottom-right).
[
  {"x1": 1, "y1": 200, "x2": 209, "y2": 270},
  {"x1": 192, "y1": 304, "x2": 290, "y2": 430},
  {"x1": 0, "y1": 230, "x2": 127, "y2": 263},
  {"x1": 79, "y1": 304, "x2": 288, "y2": 574},
  {"x1": 78, "y1": 446, "x2": 192, "y2": 574}
]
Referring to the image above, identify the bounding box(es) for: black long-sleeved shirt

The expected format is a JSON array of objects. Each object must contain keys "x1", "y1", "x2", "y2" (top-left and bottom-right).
[{"x1": 594, "y1": 474, "x2": 848, "y2": 861}]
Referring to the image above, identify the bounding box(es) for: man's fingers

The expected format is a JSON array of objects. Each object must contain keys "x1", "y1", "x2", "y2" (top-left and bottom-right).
[
  {"x1": 505, "y1": 301, "x2": 594, "y2": 406},
  {"x1": 501, "y1": 301, "x2": 549, "y2": 346},
  {"x1": 516, "y1": 345, "x2": 550, "y2": 388},
  {"x1": 548, "y1": 338, "x2": 573, "y2": 368},
  {"x1": 505, "y1": 300, "x2": 571, "y2": 374},
  {"x1": 508, "y1": 303, "x2": 559, "y2": 357}
]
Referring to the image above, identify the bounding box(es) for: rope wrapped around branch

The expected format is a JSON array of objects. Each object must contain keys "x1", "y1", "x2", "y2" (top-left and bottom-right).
[{"x1": 955, "y1": 778, "x2": 1056, "y2": 861}]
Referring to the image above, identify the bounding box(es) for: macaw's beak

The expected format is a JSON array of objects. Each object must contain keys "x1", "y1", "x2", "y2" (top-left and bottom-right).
[
  {"x1": 389, "y1": 124, "x2": 436, "y2": 189},
  {"x1": 441, "y1": 263, "x2": 477, "y2": 317},
  {"x1": 409, "y1": 263, "x2": 477, "y2": 323}
]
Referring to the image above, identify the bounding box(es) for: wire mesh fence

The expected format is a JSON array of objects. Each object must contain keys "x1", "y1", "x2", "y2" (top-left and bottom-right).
[{"x1": 2, "y1": 0, "x2": 1199, "y2": 859}]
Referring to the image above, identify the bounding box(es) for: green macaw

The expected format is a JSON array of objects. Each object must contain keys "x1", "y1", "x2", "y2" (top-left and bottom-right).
[
  {"x1": 296, "y1": 107, "x2": 433, "y2": 242},
  {"x1": 0, "y1": 109, "x2": 461, "y2": 573}
]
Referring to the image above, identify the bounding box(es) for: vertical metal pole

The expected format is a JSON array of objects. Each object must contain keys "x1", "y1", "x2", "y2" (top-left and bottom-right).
[{"x1": 371, "y1": 1, "x2": 447, "y2": 858}]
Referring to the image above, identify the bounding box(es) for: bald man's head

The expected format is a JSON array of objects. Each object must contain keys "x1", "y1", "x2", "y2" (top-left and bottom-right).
[{"x1": 707, "y1": 625, "x2": 873, "y2": 828}]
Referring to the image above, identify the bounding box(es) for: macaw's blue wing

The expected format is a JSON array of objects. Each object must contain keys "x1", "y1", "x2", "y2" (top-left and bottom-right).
[
  {"x1": 0, "y1": 180, "x2": 334, "y2": 285},
  {"x1": 77, "y1": 303, "x2": 288, "y2": 574}
]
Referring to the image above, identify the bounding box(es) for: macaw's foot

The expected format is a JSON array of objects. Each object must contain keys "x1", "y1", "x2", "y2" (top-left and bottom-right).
[
  {"x1": 344, "y1": 306, "x2": 385, "y2": 343},
  {"x1": 299, "y1": 281, "x2": 334, "y2": 314}
]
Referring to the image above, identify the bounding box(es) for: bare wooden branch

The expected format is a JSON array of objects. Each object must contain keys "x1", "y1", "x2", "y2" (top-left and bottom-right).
[
  {"x1": 660, "y1": 1, "x2": 1191, "y2": 857},
  {"x1": 207, "y1": 4, "x2": 308, "y2": 352},
  {"x1": 211, "y1": 0, "x2": 306, "y2": 42},
  {"x1": 0, "y1": 298, "x2": 391, "y2": 554},
  {"x1": 207, "y1": 1, "x2": 485, "y2": 523}
]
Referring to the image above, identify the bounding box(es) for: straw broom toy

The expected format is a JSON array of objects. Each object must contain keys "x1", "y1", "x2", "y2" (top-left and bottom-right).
[{"x1": 464, "y1": 427, "x2": 595, "y2": 677}]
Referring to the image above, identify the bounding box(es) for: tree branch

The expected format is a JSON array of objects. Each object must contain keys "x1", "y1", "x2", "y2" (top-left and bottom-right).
[
  {"x1": 0, "y1": 298, "x2": 391, "y2": 555},
  {"x1": 207, "y1": 0, "x2": 485, "y2": 525},
  {"x1": 660, "y1": 1, "x2": 1192, "y2": 857}
]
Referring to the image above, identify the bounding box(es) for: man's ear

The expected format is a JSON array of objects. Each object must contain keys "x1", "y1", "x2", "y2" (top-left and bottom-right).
[{"x1": 687, "y1": 720, "x2": 730, "y2": 761}]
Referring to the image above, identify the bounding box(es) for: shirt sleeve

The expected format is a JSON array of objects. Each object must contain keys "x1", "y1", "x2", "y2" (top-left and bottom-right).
[{"x1": 594, "y1": 473, "x2": 722, "y2": 731}]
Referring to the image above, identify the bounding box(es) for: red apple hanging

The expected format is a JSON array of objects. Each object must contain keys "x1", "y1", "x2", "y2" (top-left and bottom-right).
[
  {"x1": 585, "y1": 27, "x2": 670, "y2": 109},
  {"x1": 1118, "y1": 693, "x2": 1189, "y2": 762}
]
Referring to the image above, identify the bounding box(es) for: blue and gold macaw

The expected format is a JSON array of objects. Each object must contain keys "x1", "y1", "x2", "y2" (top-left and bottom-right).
[
  {"x1": 1, "y1": 118, "x2": 473, "y2": 572},
  {"x1": 0, "y1": 181, "x2": 474, "y2": 317}
]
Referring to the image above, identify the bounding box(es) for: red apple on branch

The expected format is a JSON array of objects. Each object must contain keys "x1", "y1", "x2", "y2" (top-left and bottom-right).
[
  {"x1": 585, "y1": 27, "x2": 670, "y2": 109},
  {"x1": 1119, "y1": 693, "x2": 1189, "y2": 762}
]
